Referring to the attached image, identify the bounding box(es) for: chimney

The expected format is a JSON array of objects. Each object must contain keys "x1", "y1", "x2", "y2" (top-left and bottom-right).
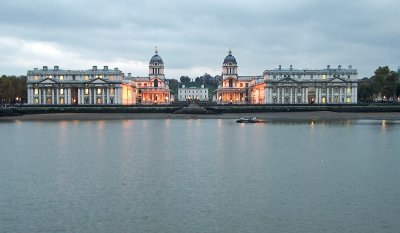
[
  {"x1": 114, "y1": 68, "x2": 118, "y2": 71},
  {"x1": 128, "y1": 73, "x2": 131, "y2": 78},
  {"x1": 104, "y1": 66, "x2": 108, "y2": 71},
  {"x1": 34, "y1": 68, "x2": 38, "y2": 71},
  {"x1": 54, "y1": 66, "x2": 59, "y2": 71},
  {"x1": 327, "y1": 65, "x2": 330, "y2": 69},
  {"x1": 348, "y1": 65, "x2": 352, "y2": 69},
  {"x1": 43, "y1": 66, "x2": 48, "y2": 71},
  {"x1": 338, "y1": 65, "x2": 342, "y2": 70},
  {"x1": 279, "y1": 65, "x2": 281, "y2": 70},
  {"x1": 290, "y1": 65, "x2": 293, "y2": 70},
  {"x1": 92, "y1": 66, "x2": 97, "y2": 71}
]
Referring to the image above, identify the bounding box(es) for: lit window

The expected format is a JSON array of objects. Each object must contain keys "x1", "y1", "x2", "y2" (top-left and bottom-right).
[
  {"x1": 347, "y1": 87, "x2": 351, "y2": 94},
  {"x1": 97, "y1": 88, "x2": 102, "y2": 95},
  {"x1": 110, "y1": 75, "x2": 114, "y2": 80},
  {"x1": 34, "y1": 76, "x2": 39, "y2": 80},
  {"x1": 34, "y1": 89, "x2": 38, "y2": 95},
  {"x1": 60, "y1": 89, "x2": 64, "y2": 95},
  {"x1": 84, "y1": 76, "x2": 89, "y2": 80},
  {"x1": 85, "y1": 88, "x2": 89, "y2": 95},
  {"x1": 322, "y1": 75, "x2": 326, "y2": 80},
  {"x1": 59, "y1": 76, "x2": 64, "y2": 80},
  {"x1": 110, "y1": 88, "x2": 115, "y2": 95}
]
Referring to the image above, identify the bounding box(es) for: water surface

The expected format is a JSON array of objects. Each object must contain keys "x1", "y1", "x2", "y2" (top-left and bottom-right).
[{"x1": 1, "y1": 119, "x2": 399, "y2": 232}]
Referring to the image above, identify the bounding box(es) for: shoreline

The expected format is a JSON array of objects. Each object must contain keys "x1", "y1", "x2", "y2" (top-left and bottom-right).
[{"x1": 1, "y1": 111, "x2": 400, "y2": 121}]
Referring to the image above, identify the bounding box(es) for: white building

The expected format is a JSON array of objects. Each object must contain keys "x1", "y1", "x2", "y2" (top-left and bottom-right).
[
  {"x1": 26, "y1": 66, "x2": 136, "y2": 105},
  {"x1": 178, "y1": 85, "x2": 209, "y2": 101},
  {"x1": 264, "y1": 65, "x2": 358, "y2": 104}
]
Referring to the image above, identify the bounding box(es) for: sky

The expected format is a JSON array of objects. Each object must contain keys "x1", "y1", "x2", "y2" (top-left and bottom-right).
[{"x1": 0, "y1": 0, "x2": 399, "y2": 79}]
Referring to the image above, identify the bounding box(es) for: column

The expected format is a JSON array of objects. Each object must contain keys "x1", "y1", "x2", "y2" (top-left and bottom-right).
[
  {"x1": 294, "y1": 87, "x2": 298, "y2": 104},
  {"x1": 106, "y1": 88, "x2": 110, "y2": 105},
  {"x1": 319, "y1": 87, "x2": 322, "y2": 104},
  {"x1": 305, "y1": 88, "x2": 309, "y2": 104},
  {"x1": 94, "y1": 88, "x2": 97, "y2": 104},
  {"x1": 77, "y1": 89, "x2": 80, "y2": 105},
  {"x1": 43, "y1": 88, "x2": 47, "y2": 104},
  {"x1": 277, "y1": 88, "x2": 280, "y2": 104},
  {"x1": 289, "y1": 88, "x2": 293, "y2": 104},
  {"x1": 339, "y1": 87, "x2": 342, "y2": 103},
  {"x1": 69, "y1": 88, "x2": 72, "y2": 104},
  {"x1": 38, "y1": 88, "x2": 41, "y2": 105},
  {"x1": 102, "y1": 88, "x2": 105, "y2": 105},
  {"x1": 52, "y1": 89, "x2": 55, "y2": 105},
  {"x1": 89, "y1": 89, "x2": 92, "y2": 105}
]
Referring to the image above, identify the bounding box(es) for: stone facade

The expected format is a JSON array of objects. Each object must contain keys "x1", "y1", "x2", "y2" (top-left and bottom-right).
[
  {"x1": 178, "y1": 85, "x2": 209, "y2": 101},
  {"x1": 26, "y1": 65, "x2": 135, "y2": 105},
  {"x1": 264, "y1": 65, "x2": 358, "y2": 104}
]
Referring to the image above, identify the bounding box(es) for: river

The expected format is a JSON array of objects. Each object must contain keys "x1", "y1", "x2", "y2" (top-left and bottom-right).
[{"x1": 1, "y1": 119, "x2": 399, "y2": 232}]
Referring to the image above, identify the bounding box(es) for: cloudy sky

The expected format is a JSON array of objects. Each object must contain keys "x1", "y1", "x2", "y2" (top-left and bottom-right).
[{"x1": 1, "y1": 0, "x2": 399, "y2": 79}]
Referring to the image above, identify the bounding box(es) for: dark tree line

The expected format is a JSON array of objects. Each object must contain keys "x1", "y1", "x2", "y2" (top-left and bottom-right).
[
  {"x1": 0, "y1": 75, "x2": 27, "y2": 104},
  {"x1": 358, "y1": 66, "x2": 399, "y2": 102}
]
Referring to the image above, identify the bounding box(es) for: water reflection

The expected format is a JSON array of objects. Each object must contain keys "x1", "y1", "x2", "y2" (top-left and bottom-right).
[{"x1": 1, "y1": 119, "x2": 400, "y2": 233}]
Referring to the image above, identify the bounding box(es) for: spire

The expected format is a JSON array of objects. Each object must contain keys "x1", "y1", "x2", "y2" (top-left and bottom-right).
[
  {"x1": 228, "y1": 49, "x2": 232, "y2": 55},
  {"x1": 155, "y1": 46, "x2": 158, "y2": 55}
]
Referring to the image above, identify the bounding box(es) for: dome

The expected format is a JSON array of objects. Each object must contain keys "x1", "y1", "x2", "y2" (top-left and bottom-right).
[
  {"x1": 223, "y1": 50, "x2": 237, "y2": 65},
  {"x1": 150, "y1": 47, "x2": 164, "y2": 65}
]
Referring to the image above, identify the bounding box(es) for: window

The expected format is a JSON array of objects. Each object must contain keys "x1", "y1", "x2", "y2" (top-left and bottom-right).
[
  {"x1": 85, "y1": 88, "x2": 89, "y2": 95},
  {"x1": 59, "y1": 76, "x2": 64, "y2": 80},
  {"x1": 34, "y1": 89, "x2": 38, "y2": 95},
  {"x1": 46, "y1": 89, "x2": 52, "y2": 95},
  {"x1": 72, "y1": 75, "x2": 76, "y2": 81},
  {"x1": 34, "y1": 76, "x2": 39, "y2": 80},
  {"x1": 110, "y1": 88, "x2": 115, "y2": 95},
  {"x1": 97, "y1": 88, "x2": 102, "y2": 95},
  {"x1": 60, "y1": 89, "x2": 64, "y2": 95},
  {"x1": 240, "y1": 83, "x2": 243, "y2": 88},
  {"x1": 322, "y1": 74, "x2": 326, "y2": 80},
  {"x1": 84, "y1": 76, "x2": 89, "y2": 80},
  {"x1": 229, "y1": 79, "x2": 233, "y2": 88},
  {"x1": 298, "y1": 75, "x2": 301, "y2": 79}
]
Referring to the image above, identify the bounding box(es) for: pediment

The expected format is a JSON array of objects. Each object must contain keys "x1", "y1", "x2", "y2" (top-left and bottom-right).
[
  {"x1": 328, "y1": 77, "x2": 348, "y2": 83},
  {"x1": 89, "y1": 78, "x2": 109, "y2": 84},
  {"x1": 278, "y1": 77, "x2": 298, "y2": 83},
  {"x1": 39, "y1": 78, "x2": 57, "y2": 84}
]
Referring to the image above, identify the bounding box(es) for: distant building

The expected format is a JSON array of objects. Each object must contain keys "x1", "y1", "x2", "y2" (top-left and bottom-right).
[
  {"x1": 128, "y1": 48, "x2": 173, "y2": 104},
  {"x1": 26, "y1": 65, "x2": 135, "y2": 105},
  {"x1": 264, "y1": 65, "x2": 358, "y2": 104},
  {"x1": 213, "y1": 50, "x2": 264, "y2": 104},
  {"x1": 178, "y1": 85, "x2": 209, "y2": 101}
]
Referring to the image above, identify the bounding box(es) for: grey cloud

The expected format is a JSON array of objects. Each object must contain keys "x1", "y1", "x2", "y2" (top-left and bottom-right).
[{"x1": 0, "y1": 0, "x2": 399, "y2": 78}]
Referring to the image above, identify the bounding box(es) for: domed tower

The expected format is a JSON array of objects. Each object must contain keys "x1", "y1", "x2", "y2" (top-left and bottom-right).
[
  {"x1": 149, "y1": 47, "x2": 165, "y2": 80},
  {"x1": 222, "y1": 49, "x2": 238, "y2": 77}
]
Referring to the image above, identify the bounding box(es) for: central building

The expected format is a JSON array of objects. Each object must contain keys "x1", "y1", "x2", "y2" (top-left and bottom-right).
[
  {"x1": 213, "y1": 50, "x2": 264, "y2": 104},
  {"x1": 129, "y1": 48, "x2": 173, "y2": 104},
  {"x1": 213, "y1": 50, "x2": 265, "y2": 104}
]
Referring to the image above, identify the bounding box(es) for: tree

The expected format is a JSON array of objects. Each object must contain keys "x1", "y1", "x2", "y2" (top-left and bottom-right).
[{"x1": 179, "y1": 76, "x2": 191, "y2": 83}]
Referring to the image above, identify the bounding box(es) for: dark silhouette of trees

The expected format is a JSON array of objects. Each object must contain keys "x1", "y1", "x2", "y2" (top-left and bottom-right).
[{"x1": 0, "y1": 75, "x2": 27, "y2": 104}]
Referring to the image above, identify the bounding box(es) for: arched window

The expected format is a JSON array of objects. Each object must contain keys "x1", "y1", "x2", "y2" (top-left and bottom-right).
[
  {"x1": 154, "y1": 79, "x2": 158, "y2": 87},
  {"x1": 229, "y1": 79, "x2": 233, "y2": 87}
]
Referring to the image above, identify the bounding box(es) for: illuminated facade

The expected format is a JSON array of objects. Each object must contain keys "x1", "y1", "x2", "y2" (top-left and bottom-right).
[
  {"x1": 130, "y1": 49, "x2": 173, "y2": 104},
  {"x1": 264, "y1": 65, "x2": 358, "y2": 104},
  {"x1": 213, "y1": 50, "x2": 264, "y2": 104},
  {"x1": 26, "y1": 66, "x2": 135, "y2": 105}
]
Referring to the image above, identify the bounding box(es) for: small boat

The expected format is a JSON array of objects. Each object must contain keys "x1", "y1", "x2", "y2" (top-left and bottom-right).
[{"x1": 236, "y1": 116, "x2": 259, "y2": 123}]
